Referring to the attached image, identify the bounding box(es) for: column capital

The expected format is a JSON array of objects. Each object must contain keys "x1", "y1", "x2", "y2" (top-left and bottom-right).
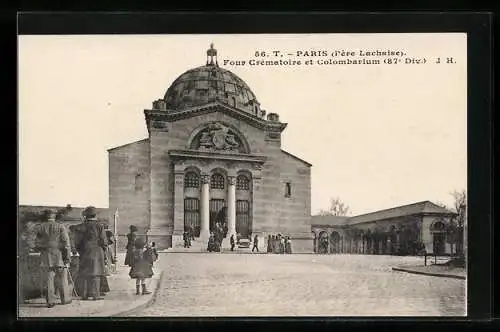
[
  {"x1": 227, "y1": 175, "x2": 236, "y2": 186},
  {"x1": 201, "y1": 174, "x2": 210, "y2": 184},
  {"x1": 173, "y1": 163, "x2": 185, "y2": 174}
]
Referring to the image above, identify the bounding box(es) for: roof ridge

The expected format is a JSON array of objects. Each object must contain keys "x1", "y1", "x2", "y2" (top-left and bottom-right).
[
  {"x1": 350, "y1": 200, "x2": 433, "y2": 218},
  {"x1": 107, "y1": 138, "x2": 149, "y2": 152},
  {"x1": 281, "y1": 149, "x2": 312, "y2": 167}
]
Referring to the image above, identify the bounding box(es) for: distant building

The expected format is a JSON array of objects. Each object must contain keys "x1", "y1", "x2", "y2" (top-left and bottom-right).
[{"x1": 311, "y1": 201, "x2": 457, "y2": 255}]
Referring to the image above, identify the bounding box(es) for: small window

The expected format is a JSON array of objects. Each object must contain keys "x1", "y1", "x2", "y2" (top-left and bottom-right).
[
  {"x1": 211, "y1": 174, "x2": 225, "y2": 189},
  {"x1": 232, "y1": 96, "x2": 237, "y2": 107},
  {"x1": 236, "y1": 175, "x2": 250, "y2": 190},
  {"x1": 184, "y1": 172, "x2": 200, "y2": 188},
  {"x1": 135, "y1": 173, "x2": 143, "y2": 192},
  {"x1": 284, "y1": 182, "x2": 292, "y2": 197},
  {"x1": 254, "y1": 105, "x2": 258, "y2": 115}
]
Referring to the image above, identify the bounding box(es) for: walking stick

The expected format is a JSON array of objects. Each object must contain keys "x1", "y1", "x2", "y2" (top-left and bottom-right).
[{"x1": 65, "y1": 265, "x2": 79, "y2": 297}]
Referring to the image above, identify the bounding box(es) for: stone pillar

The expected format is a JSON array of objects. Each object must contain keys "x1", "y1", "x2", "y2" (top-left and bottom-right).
[
  {"x1": 227, "y1": 176, "x2": 237, "y2": 238},
  {"x1": 200, "y1": 174, "x2": 210, "y2": 242},
  {"x1": 172, "y1": 169, "x2": 185, "y2": 248}
]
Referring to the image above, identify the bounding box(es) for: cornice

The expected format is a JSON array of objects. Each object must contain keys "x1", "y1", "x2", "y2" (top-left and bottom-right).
[
  {"x1": 144, "y1": 102, "x2": 287, "y2": 133},
  {"x1": 168, "y1": 149, "x2": 267, "y2": 164}
]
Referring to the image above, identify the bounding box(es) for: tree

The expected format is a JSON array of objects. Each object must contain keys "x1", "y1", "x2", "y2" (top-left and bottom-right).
[
  {"x1": 451, "y1": 190, "x2": 466, "y2": 225},
  {"x1": 318, "y1": 197, "x2": 350, "y2": 216},
  {"x1": 451, "y1": 190, "x2": 466, "y2": 256}
]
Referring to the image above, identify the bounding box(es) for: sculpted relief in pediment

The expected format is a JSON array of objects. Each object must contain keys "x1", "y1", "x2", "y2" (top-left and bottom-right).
[{"x1": 189, "y1": 122, "x2": 249, "y2": 154}]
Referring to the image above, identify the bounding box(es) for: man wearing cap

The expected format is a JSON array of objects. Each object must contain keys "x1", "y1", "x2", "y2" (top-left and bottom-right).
[
  {"x1": 75, "y1": 206, "x2": 107, "y2": 300},
  {"x1": 35, "y1": 210, "x2": 72, "y2": 308}
]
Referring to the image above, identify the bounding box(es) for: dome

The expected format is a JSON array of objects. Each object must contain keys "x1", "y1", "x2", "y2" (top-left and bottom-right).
[{"x1": 162, "y1": 44, "x2": 263, "y2": 117}]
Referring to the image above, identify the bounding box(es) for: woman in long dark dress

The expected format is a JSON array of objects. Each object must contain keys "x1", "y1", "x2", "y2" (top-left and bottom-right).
[
  {"x1": 125, "y1": 225, "x2": 138, "y2": 267},
  {"x1": 267, "y1": 235, "x2": 272, "y2": 253},
  {"x1": 76, "y1": 207, "x2": 107, "y2": 300}
]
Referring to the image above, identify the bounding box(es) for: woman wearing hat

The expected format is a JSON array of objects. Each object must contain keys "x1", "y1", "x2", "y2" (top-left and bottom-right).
[{"x1": 125, "y1": 225, "x2": 138, "y2": 267}]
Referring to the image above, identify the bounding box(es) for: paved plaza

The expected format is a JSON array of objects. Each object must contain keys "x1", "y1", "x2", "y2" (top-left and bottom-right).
[{"x1": 124, "y1": 253, "x2": 466, "y2": 317}]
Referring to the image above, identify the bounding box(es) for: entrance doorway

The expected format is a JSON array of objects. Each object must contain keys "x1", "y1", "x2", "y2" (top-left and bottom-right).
[
  {"x1": 433, "y1": 233, "x2": 446, "y2": 255},
  {"x1": 431, "y1": 221, "x2": 446, "y2": 255},
  {"x1": 210, "y1": 199, "x2": 227, "y2": 235},
  {"x1": 330, "y1": 231, "x2": 340, "y2": 253},
  {"x1": 184, "y1": 198, "x2": 200, "y2": 237},
  {"x1": 236, "y1": 200, "x2": 251, "y2": 239}
]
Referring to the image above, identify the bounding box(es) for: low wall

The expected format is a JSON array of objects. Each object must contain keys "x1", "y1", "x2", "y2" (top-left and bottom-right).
[{"x1": 18, "y1": 253, "x2": 42, "y2": 302}]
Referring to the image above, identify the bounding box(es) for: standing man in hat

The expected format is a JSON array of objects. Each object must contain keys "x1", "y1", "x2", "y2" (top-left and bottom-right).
[
  {"x1": 125, "y1": 225, "x2": 138, "y2": 266},
  {"x1": 75, "y1": 206, "x2": 107, "y2": 300},
  {"x1": 35, "y1": 210, "x2": 72, "y2": 308}
]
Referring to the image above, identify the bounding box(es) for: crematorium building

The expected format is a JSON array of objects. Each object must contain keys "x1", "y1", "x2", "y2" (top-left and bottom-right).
[{"x1": 107, "y1": 45, "x2": 313, "y2": 251}]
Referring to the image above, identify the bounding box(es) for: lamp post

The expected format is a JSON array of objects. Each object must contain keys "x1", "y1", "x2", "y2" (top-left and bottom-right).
[
  {"x1": 113, "y1": 209, "x2": 118, "y2": 264},
  {"x1": 459, "y1": 203, "x2": 466, "y2": 258}
]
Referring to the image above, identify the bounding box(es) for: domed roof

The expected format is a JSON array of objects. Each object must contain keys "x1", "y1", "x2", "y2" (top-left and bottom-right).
[{"x1": 163, "y1": 44, "x2": 262, "y2": 116}]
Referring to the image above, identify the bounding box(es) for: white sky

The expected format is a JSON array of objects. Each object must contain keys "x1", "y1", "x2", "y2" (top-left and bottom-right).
[{"x1": 18, "y1": 33, "x2": 467, "y2": 215}]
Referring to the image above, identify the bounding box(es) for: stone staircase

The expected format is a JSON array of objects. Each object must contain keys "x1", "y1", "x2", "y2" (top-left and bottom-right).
[
  {"x1": 161, "y1": 237, "x2": 252, "y2": 253},
  {"x1": 165, "y1": 237, "x2": 209, "y2": 253}
]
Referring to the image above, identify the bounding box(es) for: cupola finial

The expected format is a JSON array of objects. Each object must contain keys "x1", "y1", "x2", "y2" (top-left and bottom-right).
[{"x1": 206, "y1": 43, "x2": 218, "y2": 66}]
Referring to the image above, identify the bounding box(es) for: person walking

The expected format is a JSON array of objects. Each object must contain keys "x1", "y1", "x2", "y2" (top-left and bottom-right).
[
  {"x1": 267, "y1": 235, "x2": 272, "y2": 253},
  {"x1": 76, "y1": 206, "x2": 107, "y2": 300},
  {"x1": 125, "y1": 225, "x2": 138, "y2": 267},
  {"x1": 36, "y1": 210, "x2": 72, "y2": 308},
  {"x1": 252, "y1": 234, "x2": 259, "y2": 252},
  {"x1": 230, "y1": 234, "x2": 235, "y2": 251}
]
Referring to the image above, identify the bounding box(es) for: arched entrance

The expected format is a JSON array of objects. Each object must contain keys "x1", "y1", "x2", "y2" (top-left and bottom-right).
[
  {"x1": 431, "y1": 221, "x2": 446, "y2": 255},
  {"x1": 183, "y1": 169, "x2": 201, "y2": 237},
  {"x1": 330, "y1": 231, "x2": 341, "y2": 253},
  {"x1": 235, "y1": 172, "x2": 252, "y2": 239},
  {"x1": 318, "y1": 231, "x2": 329, "y2": 254}
]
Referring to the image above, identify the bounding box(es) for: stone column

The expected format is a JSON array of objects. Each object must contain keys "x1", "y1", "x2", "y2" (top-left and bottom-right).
[
  {"x1": 172, "y1": 169, "x2": 185, "y2": 248},
  {"x1": 200, "y1": 174, "x2": 210, "y2": 242},
  {"x1": 227, "y1": 176, "x2": 237, "y2": 238}
]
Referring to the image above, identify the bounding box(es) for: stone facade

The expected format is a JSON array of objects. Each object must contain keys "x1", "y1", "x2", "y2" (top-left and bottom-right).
[{"x1": 108, "y1": 46, "x2": 312, "y2": 252}]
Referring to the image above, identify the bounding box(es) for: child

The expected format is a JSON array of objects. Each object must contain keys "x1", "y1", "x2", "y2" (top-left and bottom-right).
[{"x1": 128, "y1": 238, "x2": 157, "y2": 295}]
